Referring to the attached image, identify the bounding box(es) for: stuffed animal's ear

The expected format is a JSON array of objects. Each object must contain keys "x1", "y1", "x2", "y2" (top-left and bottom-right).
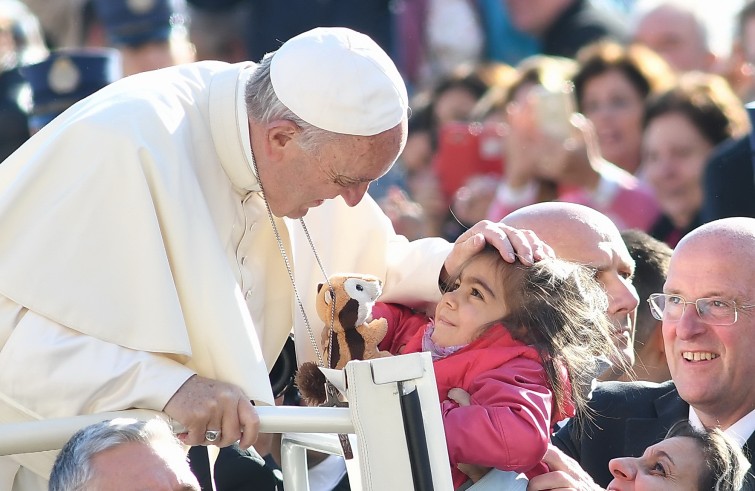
[
  {"x1": 317, "y1": 283, "x2": 324, "y2": 294},
  {"x1": 324, "y1": 288, "x2": 333, "y2": 305}
]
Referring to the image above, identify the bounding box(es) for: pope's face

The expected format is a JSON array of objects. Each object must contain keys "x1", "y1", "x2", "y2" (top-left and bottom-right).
[
  {"x1": 607, "y1": 436, "x2": 705, "y2": 491},
  {"x1": 268, "y1": 121, "x2": 406, "y2": 219}
]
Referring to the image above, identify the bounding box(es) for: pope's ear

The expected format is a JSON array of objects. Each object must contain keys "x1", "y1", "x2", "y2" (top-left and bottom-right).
[{"x1": 266, "y1": 120, "x2": 299, "y2": 156}]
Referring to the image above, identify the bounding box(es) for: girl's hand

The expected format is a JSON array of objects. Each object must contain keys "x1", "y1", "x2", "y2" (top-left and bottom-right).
[
  {"x1": 526, "y1": 445, "x2": 605, "y2": 491},
  {"x1": 447, "y1": 387, "x2": 471, "y2": 406},
  {"x1": 449, "y1": 388, "x2": 494, "y2": 484}
]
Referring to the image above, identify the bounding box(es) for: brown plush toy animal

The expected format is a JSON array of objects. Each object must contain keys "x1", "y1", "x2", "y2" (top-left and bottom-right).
[{"x1": 295, "y1": 273, "x2": 390, "y2": 406}]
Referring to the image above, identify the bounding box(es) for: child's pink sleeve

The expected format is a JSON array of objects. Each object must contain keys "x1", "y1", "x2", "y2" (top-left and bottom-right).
[
  {"x1": 442, "y1": 358, "x2": 552, "y2": 475},
  {"x1": 374, "y1": 302, "x2": 428, "y2": 354}
]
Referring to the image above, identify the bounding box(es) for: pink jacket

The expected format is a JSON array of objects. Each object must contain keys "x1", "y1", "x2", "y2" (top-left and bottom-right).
[
  {"x1": 375, "y1": 302, "x2": 572, "y2": 488},
  {"x1": 558, "y1": 171, "x2": 660, "y2": 231}
]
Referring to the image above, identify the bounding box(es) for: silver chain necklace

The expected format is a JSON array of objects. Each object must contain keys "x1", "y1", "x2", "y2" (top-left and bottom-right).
[
  {"x1": 251, "y1": 152, "x2": 354, "y2": 458},
  {"x1": 250, "y1": 153, "x2": 336, "y2": 370}
]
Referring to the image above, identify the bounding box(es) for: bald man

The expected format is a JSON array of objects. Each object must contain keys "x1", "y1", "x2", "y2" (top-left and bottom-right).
[
  {"x1": 630, "y1": 1, "x2": 716, "y2": 73},
  {"x1": 545, "y1": 217, "x2": 755, "y2": 488},
  {"x1": 502, "y1": 202, "x2": 639, "y2": 377}
]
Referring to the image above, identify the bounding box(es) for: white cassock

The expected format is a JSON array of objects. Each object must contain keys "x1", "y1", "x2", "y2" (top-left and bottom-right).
[{"x1": 0, "y1": 61, "x2": 450, "y2": 489}]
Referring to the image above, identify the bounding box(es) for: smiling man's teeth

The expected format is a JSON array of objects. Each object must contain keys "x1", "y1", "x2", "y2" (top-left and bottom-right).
[{"x1": 682, "y1": 352, "x2": 718, "y2": 361}]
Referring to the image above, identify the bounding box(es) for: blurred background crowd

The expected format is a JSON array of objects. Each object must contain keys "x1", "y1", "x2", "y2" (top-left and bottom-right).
[
  {"x1": 4, "y1": 0, "x2": 755, "y2": 488},
  {"x1": 2, "y1": 0, "x2": 755, "y2": 251}
]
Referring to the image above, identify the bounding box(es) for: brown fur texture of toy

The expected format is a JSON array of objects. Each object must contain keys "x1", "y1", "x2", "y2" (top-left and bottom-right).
[{"x1": 295, "y1": 273, "x2": 390, "y2": 406}]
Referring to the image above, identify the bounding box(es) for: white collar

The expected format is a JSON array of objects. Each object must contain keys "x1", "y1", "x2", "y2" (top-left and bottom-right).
[
  {"x1": 209, "y1": 62, "x2": 261, "y2": 192},
  {"x1": 235, "y1": 67, "x2": 261, "y2": 191},
  {"x1": 689, "y1": 406, "x2": 755, "y2": 447}
]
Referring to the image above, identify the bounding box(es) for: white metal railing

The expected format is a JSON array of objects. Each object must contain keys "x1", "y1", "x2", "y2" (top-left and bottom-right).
[
  {"x1": 0, "y1": 353, "x2": 455, "y2": 490},
  {"x1": 0, "y1": 406, "x2": 353, "y2": 456}
]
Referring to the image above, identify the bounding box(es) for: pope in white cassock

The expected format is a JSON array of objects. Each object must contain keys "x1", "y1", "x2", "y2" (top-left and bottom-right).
[{"x1": 0, "y1": 27, "x2": 543, "y2": 490}]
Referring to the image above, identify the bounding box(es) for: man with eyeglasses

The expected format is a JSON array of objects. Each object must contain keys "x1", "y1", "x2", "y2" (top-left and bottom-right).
[{"x1": 542, "y1": 216, "x2": 755, "y2": 488}]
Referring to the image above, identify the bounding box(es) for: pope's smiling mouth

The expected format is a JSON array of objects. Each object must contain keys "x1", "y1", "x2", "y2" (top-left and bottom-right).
[{"x1": 682, "y1": 351, "x2": 718, "y2": 362}]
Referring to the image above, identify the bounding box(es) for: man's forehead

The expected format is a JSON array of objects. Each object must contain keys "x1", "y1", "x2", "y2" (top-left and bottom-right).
[
  {"x1": 328, "y1": 128, "x2": 402, "y2": 178},
  {"x1": 665, "y1": 236, "x2": 752, "y2": 296},
  {"x1": 612, "y1": 241, "x2": 635, "y2": 273},
  {"x1": 579, "y1": 239, "x2": 633, "y2": 271},
  {"x1": 541, "y1": 226, "x2": 629, "y2": 268},
  {"x1": 503, "y1": 204, "x2": 630, "y2": 265}
]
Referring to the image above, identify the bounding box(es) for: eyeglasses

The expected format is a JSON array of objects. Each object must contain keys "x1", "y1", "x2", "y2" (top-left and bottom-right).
[{"x1": 647, "y1": 293, "x2": 755, "y2": 326}]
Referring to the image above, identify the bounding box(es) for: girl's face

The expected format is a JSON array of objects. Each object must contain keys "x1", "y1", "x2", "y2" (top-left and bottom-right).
[
  {"x1": 606, "y1": 436, "x2": 705, "y2": 491},
  {"x1": 580, "y1": 69, "x2": 645, "y2": 174},
  {"x1": 432, "y1": 255, "x2": 507, "y2": 347},
  {"x1": 641, "y1": 111, "x2": 713, "y2": 228}
]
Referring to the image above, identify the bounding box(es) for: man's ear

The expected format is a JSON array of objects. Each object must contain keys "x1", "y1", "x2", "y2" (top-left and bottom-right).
[
  {"x1": 652, "y1": 322, "x2": 665, "y2": 354},
  {"x1": 266, "y1": 120, "x2": 299, "y2": 160}
]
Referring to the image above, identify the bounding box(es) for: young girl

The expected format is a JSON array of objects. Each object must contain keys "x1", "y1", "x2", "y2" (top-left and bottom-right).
[{"x1": 374, "y1": 244, "x2": 621, "y2": 489}]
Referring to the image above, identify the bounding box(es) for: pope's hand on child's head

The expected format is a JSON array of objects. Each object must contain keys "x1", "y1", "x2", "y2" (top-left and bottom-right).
[{"x1": 442, "y1": 221, "x2": 555, "y2": 286}]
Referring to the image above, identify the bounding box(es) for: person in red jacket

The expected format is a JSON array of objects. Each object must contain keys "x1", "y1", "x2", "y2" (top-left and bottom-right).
[{"x1": 375, "y1": 244, "x2": 621, "y2": 489}]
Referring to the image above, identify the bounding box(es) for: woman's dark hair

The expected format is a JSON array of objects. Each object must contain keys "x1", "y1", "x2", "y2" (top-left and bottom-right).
[
  {"x1": 664, "y1": 420, "x2": 751, "y2": 491},
  {"x1": 643, "y1": 71, "x2": 749, "y2": 146},
  {"x1": 572, "y1": 41, "x2": 675, "y2": 111}
]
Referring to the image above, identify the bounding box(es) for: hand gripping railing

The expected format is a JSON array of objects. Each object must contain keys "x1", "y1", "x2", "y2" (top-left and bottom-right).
[
  {"x1": 0, "y1": 406, "x2": 353, "y2": 456},
  {"x1": 0, "y1": 353, "x2": 456, "y2": 491}
]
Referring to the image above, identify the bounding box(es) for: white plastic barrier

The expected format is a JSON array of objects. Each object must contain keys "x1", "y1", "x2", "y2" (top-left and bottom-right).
[{"x1": 0, "y1": 353, "x2": 457, "y2": 490}]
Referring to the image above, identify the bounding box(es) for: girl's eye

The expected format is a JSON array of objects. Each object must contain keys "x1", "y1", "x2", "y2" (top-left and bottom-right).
[{"x1": 470, "y1": 288, "x2": 483, "y2": 299}]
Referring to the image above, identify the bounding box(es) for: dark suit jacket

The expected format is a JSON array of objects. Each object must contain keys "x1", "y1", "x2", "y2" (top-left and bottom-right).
[
  {"x1": 189, "y1": 444, "x2": 280, "y2": 491},
  {"x1": 553, "y1": 380, "x2": 755, "y2": 488},
  {"x1": 542, "y1": 0, "x2": 628, "y2": 59},
  {"x1": 702, "y1": 135, "x2": 755, "y2": 222}
]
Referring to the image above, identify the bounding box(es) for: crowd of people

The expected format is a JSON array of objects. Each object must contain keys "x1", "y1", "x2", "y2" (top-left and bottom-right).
[{"x1": 2, "y1": 0, "x2": 755, "y2": 490}]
